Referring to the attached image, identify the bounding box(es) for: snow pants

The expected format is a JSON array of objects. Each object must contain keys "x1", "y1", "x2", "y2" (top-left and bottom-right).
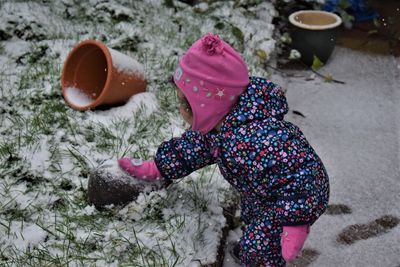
[{"x1": 239, "y1": 196, "x2": 286, "y2": 267}]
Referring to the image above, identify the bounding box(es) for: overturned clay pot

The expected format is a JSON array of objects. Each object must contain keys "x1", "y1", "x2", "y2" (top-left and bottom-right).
[{"x1": 61, "y1": 39, "x2": 147, "y2": 111}]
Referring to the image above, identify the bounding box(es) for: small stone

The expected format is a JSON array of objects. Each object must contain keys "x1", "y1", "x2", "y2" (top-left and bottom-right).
[
  {"x1": 88, "y1": 171, "x2": 142, "y2": 210},
  {"x1": 87, "y1": 168, "x2": 165, "y2": 210},
  {"x1": 306, "y1": 73, "x2": 316, "y2": 81}
]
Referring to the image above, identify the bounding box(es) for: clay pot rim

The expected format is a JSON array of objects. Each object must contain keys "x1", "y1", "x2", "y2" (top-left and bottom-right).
[
  {"x1": 61, "y1": 39, "x2": 113, "y2": 111},
  {"x1": 289, "y1": 10, "x2": 342, "y2": 31}
]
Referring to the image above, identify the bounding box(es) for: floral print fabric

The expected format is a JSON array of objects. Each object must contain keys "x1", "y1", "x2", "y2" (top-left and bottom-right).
[{"x1": 155, "y1": 77, "x2": 329, "y2": 266}]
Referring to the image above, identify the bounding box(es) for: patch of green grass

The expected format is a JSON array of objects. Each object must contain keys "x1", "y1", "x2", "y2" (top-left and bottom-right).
[
  {"x1": 66, "y1": 146, "x2": 92, "y2": 177},
  {"x1": 28, "y1": 102, "x2": 68, "y2": 135},
  {"x1": 16, "y1": 60, "x2": 60, "y2": 100},
  {"x1": 156, "y1": 85, "x2": 179, "y2": 114},
  {"x1": 0, "y1": 141, "x2": 20, "y2": 163}
]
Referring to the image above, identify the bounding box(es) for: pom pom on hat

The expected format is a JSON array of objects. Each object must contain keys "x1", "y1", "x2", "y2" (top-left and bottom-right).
[
  {"x1": 173, "y1": 33, "x2": 249, "y2": 134},
  {"x1": 201, "y1": 33, "x2": 224, "y2": 55}
]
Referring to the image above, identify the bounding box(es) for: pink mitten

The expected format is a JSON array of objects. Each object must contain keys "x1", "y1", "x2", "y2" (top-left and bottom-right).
[
  {"x1": 281, "y1": 225, "x2": 310, "y2": 262},
  {"x1": 118, "y1": 158, "x2": 162, "y2": 181}
]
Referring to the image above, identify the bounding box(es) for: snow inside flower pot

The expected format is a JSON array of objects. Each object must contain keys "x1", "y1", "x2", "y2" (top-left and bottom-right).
[
  {"x1": 61, "y1": 40, "x2": 147, "y2": 111},
  {"x1": 289, "y1": 10, "x2": 342, "y2": 66}
]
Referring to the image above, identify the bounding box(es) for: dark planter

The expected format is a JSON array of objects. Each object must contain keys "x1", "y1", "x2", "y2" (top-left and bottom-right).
[{"x1": 289, "y1": 10, "x2": 342, "y2": 66}]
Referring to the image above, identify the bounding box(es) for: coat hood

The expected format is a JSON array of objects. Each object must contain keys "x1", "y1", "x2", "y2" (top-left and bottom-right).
[{"x1": 223, "y1": 77, "x2": 289, "y2": 129}]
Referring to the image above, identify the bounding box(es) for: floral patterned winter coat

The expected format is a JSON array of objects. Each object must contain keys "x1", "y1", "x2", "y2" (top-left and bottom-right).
[{"x1": 155, "y1": 76, "x2": 329, "y2": 226}]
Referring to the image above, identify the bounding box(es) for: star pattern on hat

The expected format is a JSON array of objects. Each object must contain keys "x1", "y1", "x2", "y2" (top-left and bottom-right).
[{"x1": 216, "y1": 89, "x2": 225, "y2": 98}]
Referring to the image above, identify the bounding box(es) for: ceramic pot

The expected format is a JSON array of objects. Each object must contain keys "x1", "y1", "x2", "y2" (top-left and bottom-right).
[
  {"x1": 289, "y1": 10, "x2": 342, "y2": 66},
  {"x1": 61, "y1": 40, "x2": 146, "y2": 111}
]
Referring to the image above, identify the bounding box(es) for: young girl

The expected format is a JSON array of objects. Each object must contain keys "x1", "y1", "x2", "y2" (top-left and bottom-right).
[{"x1": 118, "y1": 33, "x2": 329, "y2": 266}]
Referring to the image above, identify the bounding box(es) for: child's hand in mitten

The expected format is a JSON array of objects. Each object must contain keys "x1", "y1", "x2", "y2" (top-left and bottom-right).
[{"x1": 118, "y1": 158, "x2": 162, "y2": 181}]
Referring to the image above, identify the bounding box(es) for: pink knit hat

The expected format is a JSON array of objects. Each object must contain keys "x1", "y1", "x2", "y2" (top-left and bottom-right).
[{"x1": 173, "y1": 33, "x2": 249, "y2": 134}]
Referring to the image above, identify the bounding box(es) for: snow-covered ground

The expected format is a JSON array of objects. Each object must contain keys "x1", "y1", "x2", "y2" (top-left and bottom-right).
[
  {"x1": 0, "y1": 0, "x2": 278, "y2": 266},
  {"x1": 284, "y1": 47, "x2": 400, "y2": 266}
]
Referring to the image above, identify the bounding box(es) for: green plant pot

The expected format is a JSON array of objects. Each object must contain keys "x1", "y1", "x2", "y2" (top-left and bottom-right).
[{"x1": 289, "y1": 10, "x2": 342, "y2": 66}]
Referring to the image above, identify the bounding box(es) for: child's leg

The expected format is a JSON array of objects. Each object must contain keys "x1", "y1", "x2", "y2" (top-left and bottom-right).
[
  {"x1": 281, "y1": 224, "x2": 310, "y2": 262},
  {"x1": 239, "y1": 214, "x2": 286, "y2": 267}
]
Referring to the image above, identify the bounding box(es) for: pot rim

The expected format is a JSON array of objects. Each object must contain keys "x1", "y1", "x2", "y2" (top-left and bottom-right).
[
  {"x1": 61, "y1": 39, "x2": 113, "y2": 111},
  {"x1": 289, "y1": 10, "x2": 342, "y2": 30}
]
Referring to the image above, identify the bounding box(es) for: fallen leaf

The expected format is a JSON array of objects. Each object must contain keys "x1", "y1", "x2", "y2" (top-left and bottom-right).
[
  {"x1": 324, "y1": 73, "x2": 333, "y2": 83},
  {"x1": 256, "y1": 49, "x2": 268, "y2": 61},
  {"x1": 311, "y1": 55, "x2": 324, "y2": 71}
]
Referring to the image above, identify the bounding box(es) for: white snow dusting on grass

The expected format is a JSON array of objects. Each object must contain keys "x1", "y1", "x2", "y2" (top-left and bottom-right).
[
  {"x1": 2, "y1": 222, "x2": 48, "y2": 251},
  {"x1": 0, "y1": 0, "x2": 288, "y2": 266}
]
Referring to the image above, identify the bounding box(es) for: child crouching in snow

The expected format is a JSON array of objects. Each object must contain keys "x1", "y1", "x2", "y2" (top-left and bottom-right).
[{"x1": 118, "y1": 33, "x2": 329, "y2": 266}]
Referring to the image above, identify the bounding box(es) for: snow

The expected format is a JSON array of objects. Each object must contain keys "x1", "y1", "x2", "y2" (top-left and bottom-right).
[
  {"x1": 109, "y1": 47, "x2": 145, "y2": 77},
  {"x1": 20, "y1": 138, "x2": 51, "y2": 173},
  {"x1": 2, "y1": 222, "x2": 47, "y2": 251},
  {"x1": 223, "y1": 227, "x2": 242, "y2": 267},
  {"x1": 64, "y1": 86, "x2": 95, "y2": 107},
  {"x1": 87, "y1": 92, "x2": 158, "y2": 125},
  {"x1": 82, "y1": 205, "x2": 96, "y2": 215},
  {"x1": 93, "y1": 159, "x2": 150, "y2": 186},
  {"x1": 283, "y1": 47, "x2": 400, "y2": 266}
]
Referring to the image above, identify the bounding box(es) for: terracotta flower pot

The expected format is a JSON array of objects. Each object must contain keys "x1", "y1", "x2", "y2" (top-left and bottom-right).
[
  {"x1": 289, "y1": 10, "x2": 342, "y2": 66},
  {"x1": 61, "y1": 40, "x2": 147, "y2": 111}
]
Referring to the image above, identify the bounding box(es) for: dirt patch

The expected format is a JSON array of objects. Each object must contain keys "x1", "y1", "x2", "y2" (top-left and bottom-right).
[
  {"x1": 337, "y1": 215, "x2": 400, "y2": 245},
  {"x1": 325, "y1": 203, "x2": 352, "y2": 215}
]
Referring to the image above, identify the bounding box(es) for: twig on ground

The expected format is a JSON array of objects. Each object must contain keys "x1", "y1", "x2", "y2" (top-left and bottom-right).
[
  {"x1": 265, "y1": 63, "x2": 346, "y2": 84},
  {"x1": 309, "y1": 68, "x2": 346, "y2": 84}
]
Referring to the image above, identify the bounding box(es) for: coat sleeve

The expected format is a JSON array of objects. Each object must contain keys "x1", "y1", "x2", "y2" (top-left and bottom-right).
[{"x1": 154, "y1": 130, "x2": 217, "y2": 182}]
